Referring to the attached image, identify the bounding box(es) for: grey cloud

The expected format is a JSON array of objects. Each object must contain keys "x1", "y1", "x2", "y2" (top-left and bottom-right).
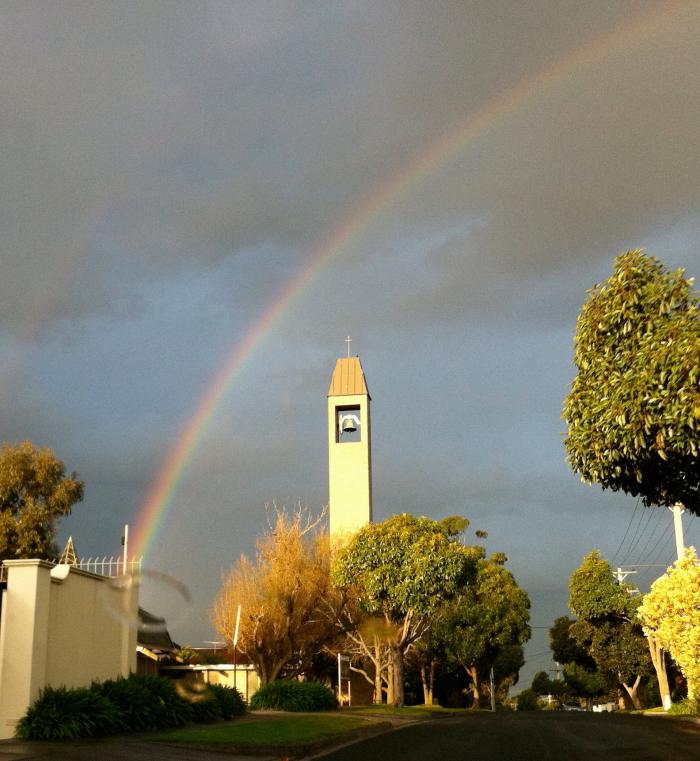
[{"x1": 1, "y1": 1, "x2": 672, "y2": 331}]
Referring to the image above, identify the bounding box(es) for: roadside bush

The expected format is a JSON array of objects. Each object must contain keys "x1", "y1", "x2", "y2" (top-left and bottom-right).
[
  {"x1": 668, "y1": 698, "x2": 698, "y2": 716},
  {"x1": 250, "y1": 679, "x2": 337, "y2": 712},
  {"x1": 17, "y1": 675, "x2": 247, "y2": 740},
  {"x1": 132, "y1": 675, "x2": 193, "y2": 727},
  {"x1": 210, "y1": 684, "x2": 246, "y2": 719},
  {"x1": 16, "y1": 686, "x2": 122, "y2": 739},
  {"x1": 98, "y1": 675, "x2": 171, "y2": 731},
  {"x1": 516, "y1": 689, "x2": 539, "y2": 711}
]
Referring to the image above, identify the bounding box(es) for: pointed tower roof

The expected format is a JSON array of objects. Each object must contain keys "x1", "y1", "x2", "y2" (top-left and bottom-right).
[
  {"x1": 58, "y1": 536, "x2": 78, "y2": 565},
  {"x1": 327, "y1": 356, "x2": 370, "y2": 398}
]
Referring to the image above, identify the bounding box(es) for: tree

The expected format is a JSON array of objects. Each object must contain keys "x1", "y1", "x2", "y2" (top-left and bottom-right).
[
  {"x1": 333, "y1": 514, "x2": 476, "y2": 706},
  {"x1": 563, "y1": 663, "x2": 607, "y2": 710},
  {"x1": 563, "y1": 250, "x2": 700, "y2": 515},
  {"x1": 0, "y1": 441, "x2": 84, "y2": 562},
  {"x1": 548, "y1": 615, "x2": 607, "y2": 709},
  {"x1": 568, "y1": 551, "x2": 651, "y2": 709},
  {"x1": 531, "y1": 671, "x2": 567, "y2": 704},
  {"x1": 638, "y1": 547, "x2": 700, "y2": 711},
  {"x1": 437, "y1": 554, "x2": 531, "y2": 708},
  {"x1": 210, "y1": 506, "x2": 341, "y2": 685},
  {"x1": 550, "y1": 616, "x2": 595, "y2": 670}
]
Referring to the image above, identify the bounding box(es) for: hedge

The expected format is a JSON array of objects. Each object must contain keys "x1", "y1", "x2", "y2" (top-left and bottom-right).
[
  {"x1": 249, "y1": 680, "x2": 337, "y2": 712},
  {"x1": 16, "y1": 675, "x2": 245, "y2": 740}
]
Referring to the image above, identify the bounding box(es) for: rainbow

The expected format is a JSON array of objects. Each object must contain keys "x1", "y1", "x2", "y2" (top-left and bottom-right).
[{"x1": 131, "y1": 1, "x2": 677, "y2": 560}]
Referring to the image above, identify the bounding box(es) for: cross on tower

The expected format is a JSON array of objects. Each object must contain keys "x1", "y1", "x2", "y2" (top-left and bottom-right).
[{"x1": 345, "y1": 336, "x2": 352, "y2": 357}]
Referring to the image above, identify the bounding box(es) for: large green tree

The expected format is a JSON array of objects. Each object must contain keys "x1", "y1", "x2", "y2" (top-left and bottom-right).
[
  {"x1": 0, "y1": 441, "x2": 84, "y2": 562},
  {"x1": 563, "y1": 250, "x2": 700, "y2": 514},
  {"x1": 333, "y1": 514, "x2": 476, "y2": 706},
  {"x1": 437, "y1": 554, "x2": 531, "y2": 708},
  {"x1": 569, "y1": 550, "x2": 651, "y2": 709}
]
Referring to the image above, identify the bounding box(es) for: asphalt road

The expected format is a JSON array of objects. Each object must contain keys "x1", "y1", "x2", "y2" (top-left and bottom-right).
[
  {"x1": 319, "y1": 713, "x2": 700, "y2": 761},
  {"x1": 2, "y1": 713, "x2": 698, "y2": 761}
]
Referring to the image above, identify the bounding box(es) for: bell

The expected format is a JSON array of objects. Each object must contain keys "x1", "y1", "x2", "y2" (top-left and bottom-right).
[{"x1": 341, "y1": 416, "x2": 358, "y2": 434}]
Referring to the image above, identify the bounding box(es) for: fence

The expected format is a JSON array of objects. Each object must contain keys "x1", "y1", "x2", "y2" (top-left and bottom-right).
[
  {"x1": 2, "y1": 557, "x2": 142, "y2": 582},
  {"x1": 70, "y1": 556, "x2": 143, "y2": 577}
]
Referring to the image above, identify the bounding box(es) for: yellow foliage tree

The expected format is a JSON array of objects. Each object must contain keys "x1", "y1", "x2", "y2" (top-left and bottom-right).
[
  {"x1": 210, "y1": 505, "x2": 343, "y2": 685},
  {"x1": 638, "y1": 547, "x2": 700, "y2": 710}
]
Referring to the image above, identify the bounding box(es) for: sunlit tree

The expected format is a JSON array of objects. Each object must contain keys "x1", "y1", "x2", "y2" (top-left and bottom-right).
[
  {"x1": 564, "y1": 250, "x2": 700, "y2": 514},
  {"x1": 638, "y1": 547, "x2": 700, "y2": 710},
  {"x1": 211, "y1": 506, "x2": 341, "y2": 685},
  {"x1": 333, "y1": 514, "x2": 476, "y2": 706},
  {"x1": 0, "y1": 441, "x2": 84, "y2": 561}
]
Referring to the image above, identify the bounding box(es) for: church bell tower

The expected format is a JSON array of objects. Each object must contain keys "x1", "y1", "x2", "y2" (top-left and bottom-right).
[{"x1": 327, "y1": 353, "x2": 373, "y2": 540}]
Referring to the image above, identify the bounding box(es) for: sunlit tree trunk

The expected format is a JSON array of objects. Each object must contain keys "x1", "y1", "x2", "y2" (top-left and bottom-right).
[
  {"x1": 466, "y1": 666, "x2": 480, "y2": 708},
  {"x1": 647, "y1": 636, "x2": 671, "y2": 710},
  {"x1": 391, "y1": 646, "x2": 405, "y2": 707}
]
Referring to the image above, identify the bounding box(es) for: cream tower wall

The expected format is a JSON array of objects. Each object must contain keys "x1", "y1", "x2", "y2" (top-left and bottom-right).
[{"x1": 327, "y1": 358, "x2": 373, "y2": 540}]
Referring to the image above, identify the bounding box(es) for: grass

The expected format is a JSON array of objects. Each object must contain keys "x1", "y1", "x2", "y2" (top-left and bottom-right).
[
  {"x1": 345, "y1": 704, "x2": 459, "y2": 717},
  {"x1": 152, "y1": 715, "x2": 372, "y2": 747}
]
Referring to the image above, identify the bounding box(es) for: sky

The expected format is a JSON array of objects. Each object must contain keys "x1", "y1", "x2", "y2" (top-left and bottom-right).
[{"x1": 1, "y1": 0, "x2": 699, "y2": 689}]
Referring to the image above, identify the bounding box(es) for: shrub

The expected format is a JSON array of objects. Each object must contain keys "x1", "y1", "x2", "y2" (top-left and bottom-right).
[
  {"x1": 250, "y1": 679, "x2": 337, "y2": 712},
  {"x1": 210, "y1": 684, "x2": 246, "y2": 719},
  {"x1": 98, "y1": 676, "x2": 164, "y2": 731},
  {"x1": 188, "y1": 686, "x2": 223, "y2": 723},
  {"x1": 96, "y1": 675, "x2": 194, "y2": 731},
  {"x1": 668, "y1": 698, "x2": 698, "y2": 716},
  {"x1": 17, "y1": 675, "x2": 245, "y2": 740},
  {"x1": 16, "y1": 686, "x2": 122, "y2": 739},
  {"x1": 134, "y1": 675, "x2": 193, "y2": 727},
  {"x1": 516, "y1": 689, "x2": 539, "y2": 711}
]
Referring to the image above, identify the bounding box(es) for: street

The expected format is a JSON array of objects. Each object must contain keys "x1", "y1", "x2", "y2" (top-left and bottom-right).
[{"x1": 320, "y1": 713, "x2": 700, "y2": 761}]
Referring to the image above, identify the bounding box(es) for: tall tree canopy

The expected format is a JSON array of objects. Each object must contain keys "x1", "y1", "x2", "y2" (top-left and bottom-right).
[
  {"x1": 638, "y1": 547, "x2": 700, "y2": 710},
  {"x1": 568, "y1": 550, "x2": 651, "y2": 709},
  {"x1": 563, "y1": 250, "x2": 700, "y2": 514},
  {"x1": 436, "y1": 553, "x2": 531, "y2": 708},
  {"x1": 333, "y1": 513, "x2": 476, "y2": 706},
  {"x1": 0, "y1": 441, "x2": 84, "y2": 562}
]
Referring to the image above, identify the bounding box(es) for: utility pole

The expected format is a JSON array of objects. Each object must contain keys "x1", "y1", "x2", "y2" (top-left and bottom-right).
[
  {"x1": 490, "y1": 667, "x2": 496, "y2": 712},
  {"x1": 121, "y1": 524, "x2": 129, "y2": 575},
  {"x1": 615, "y1": 566, "x2": 637, "y2": 586},
  {"x1": 670, "y1": 503, "x2": 685, "y2": 561}
]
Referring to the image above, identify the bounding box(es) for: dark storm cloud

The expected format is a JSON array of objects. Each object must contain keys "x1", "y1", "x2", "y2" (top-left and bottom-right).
[{"x1": 0, "y1": 1, "x2": 675, "y2": 331}]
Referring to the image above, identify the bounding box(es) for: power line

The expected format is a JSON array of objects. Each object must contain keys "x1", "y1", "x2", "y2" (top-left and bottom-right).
[
  {"x1": 620, "y1": 505, "x2": 656, "y2": 564},
  {"x1": 648, "y1": 522, "x2": 675, "y2": 568},
  {"x1": 635, "y1": 508, "x2": 667, "y2": 560},
  {"x1": 611, "y1": 499, "x2": 640, "y2": 564}
]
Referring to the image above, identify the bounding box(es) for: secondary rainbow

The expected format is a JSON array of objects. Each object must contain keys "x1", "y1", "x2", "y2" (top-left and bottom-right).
[{"x1": 131, "y1": 1, "x2": 677, "y2": 561}]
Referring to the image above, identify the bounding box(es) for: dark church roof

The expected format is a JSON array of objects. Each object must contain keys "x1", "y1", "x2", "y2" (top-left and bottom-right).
[{"x1": 137, "y1": 607, "x2": 178, "y2": 653}]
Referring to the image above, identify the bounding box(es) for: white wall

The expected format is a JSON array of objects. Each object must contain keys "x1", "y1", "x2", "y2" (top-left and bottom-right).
[{"x1": 0, "y1": 560, "x2": 137, "y2": 738}]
